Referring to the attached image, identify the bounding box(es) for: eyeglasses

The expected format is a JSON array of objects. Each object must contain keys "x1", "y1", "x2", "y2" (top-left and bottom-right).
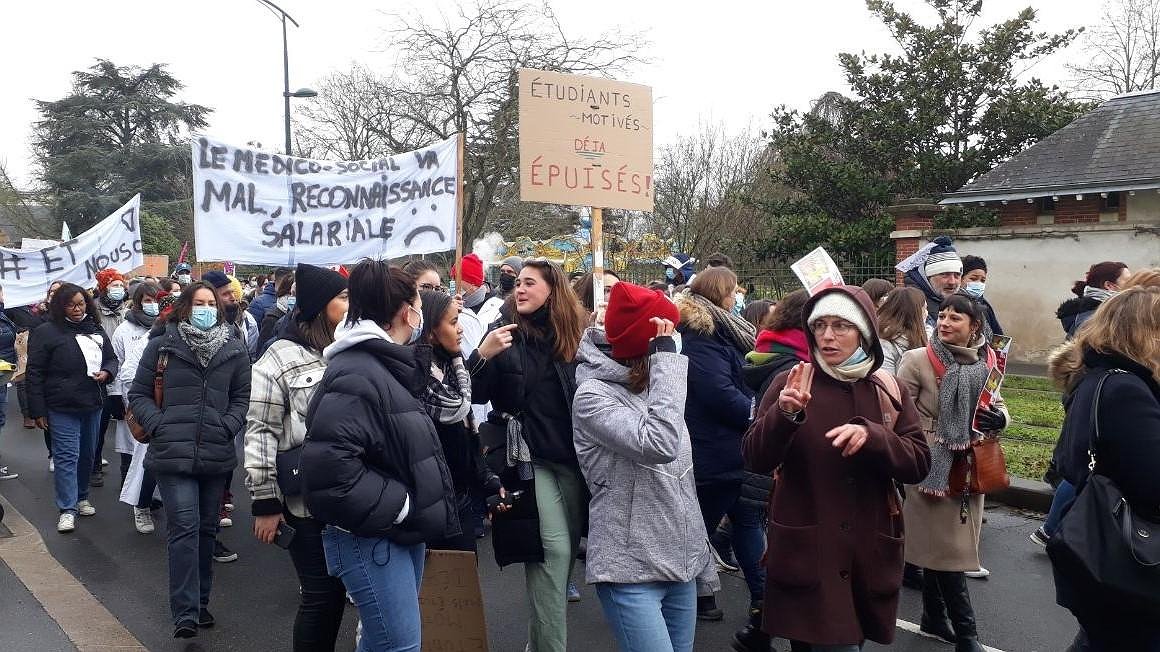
[
  {"x1": 418, "y1": 282, "x2": 446, "y2": 294},
  {"x1": 810, "y1": 319, "x2": 858, "y2": 336}
]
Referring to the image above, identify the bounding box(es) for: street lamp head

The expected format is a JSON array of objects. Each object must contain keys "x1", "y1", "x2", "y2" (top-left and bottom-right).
[{"x1": 286, "y1": 87, "x2": 318, "y2": 98}]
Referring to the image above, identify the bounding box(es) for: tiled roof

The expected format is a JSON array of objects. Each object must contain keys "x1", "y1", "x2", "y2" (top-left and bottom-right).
[{"x1": 942, "y1": 90, "x2": 1160, "y2": 203}]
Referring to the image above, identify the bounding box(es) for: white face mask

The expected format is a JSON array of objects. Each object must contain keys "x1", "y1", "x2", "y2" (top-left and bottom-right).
[{"x1": 963, "y1": 281, "x2": 985, "y2": 298}]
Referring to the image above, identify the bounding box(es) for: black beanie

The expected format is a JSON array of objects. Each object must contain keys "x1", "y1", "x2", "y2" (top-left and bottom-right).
[
  {"x1": 294, "y1": 264, "x2": 347, "y2": 323},
  {"x1": 201, "y1": 270, "x2": 230, "y2": 289}
]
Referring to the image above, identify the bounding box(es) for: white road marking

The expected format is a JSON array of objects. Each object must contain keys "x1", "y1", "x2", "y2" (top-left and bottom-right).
[{"x1": 897, "y1": 618, "x2": 1007, "y2": 652}]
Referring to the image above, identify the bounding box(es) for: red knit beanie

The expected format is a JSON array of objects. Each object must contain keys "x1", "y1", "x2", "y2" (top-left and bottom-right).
[
  {"x1": 453, "y1": 254, "x2": 485, "y2": 286},
  {"x1": 605, "y1": 282, "x2": 680, "y2": 360},
  {"x1": 96, "y1": 268, "x2": 124, "y2": 293}
]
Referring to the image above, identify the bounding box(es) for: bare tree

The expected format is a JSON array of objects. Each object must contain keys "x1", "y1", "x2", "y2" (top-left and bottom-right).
[
  {"x1": 0, "y1": 162, "x2": 53, "y2": 240},
  {"x1": 1069, "y1": 0, "x2": 1160, "y2": 98},
  {"x1": 650, "y1": 122, "x2": 766, "y2": 261},
  {"x1": 294, "y1": 0, "x2": 647, "y2": 244}
]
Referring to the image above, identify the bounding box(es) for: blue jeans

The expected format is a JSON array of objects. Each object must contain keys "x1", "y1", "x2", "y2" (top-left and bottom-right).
[
  {"x1": 696, "y1": 480, "x2": 766, "y2": 602},
  {"x1": 596, "y1": 581, "x2": 696, "y2": 652},
  {"x1": 48, "y1": 409, "x2": 101, "y2": 512},
  {"x1": 1045, "y1": 479, "x2": 1077, "y2": 536},
  {"x1": 156, "y1": 472, "x2": 229, "y2": 626},
  {"x1": 322, "y1": 526, "x2": 425, "y2": 652}
]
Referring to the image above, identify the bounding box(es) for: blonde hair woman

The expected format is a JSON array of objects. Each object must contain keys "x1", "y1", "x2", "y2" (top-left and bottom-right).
[{"x1": 1047, "y1": 287, "x2": 1160, "y2": 651}]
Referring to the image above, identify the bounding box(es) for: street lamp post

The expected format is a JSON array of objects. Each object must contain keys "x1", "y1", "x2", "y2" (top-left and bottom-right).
[{"x1": 256, "y1": 0, "x2": 317, "y2": 155}]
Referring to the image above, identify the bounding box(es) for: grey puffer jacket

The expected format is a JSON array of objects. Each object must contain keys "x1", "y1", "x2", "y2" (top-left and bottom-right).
[{"x1": 572, "y1": 328, "x2": 718, "y2": 589}]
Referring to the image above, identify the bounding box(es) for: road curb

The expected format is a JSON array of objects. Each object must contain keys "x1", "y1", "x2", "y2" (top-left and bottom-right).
[
  {"x1": 990, "y1": 476, "x2": 1054, "y2": 513},
  {"x1": 0, "y1": 493, "x2": 146, "y2": 652}
]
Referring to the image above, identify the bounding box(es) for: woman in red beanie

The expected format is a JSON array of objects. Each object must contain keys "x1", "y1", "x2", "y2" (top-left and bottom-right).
[{"x1": 573, "y1": 282, "x2": 717, "y2": 652}]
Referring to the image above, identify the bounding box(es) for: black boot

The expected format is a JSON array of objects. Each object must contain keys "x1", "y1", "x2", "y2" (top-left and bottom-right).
[
  {"x1": 902, "y1": 561, "x2": 924, "y2": 590},
  {"x1": 935, "y1": 570, "x2": 984, "y2": 652},
  {"x1": 697, "y1": 594, "x2": 723, "y2": 621},
  {"x1": 919, "y1": 570, "x2": 955, "y2": 643},
  {"x1": 731, "y1": 601, "x2": 771, "y2": 651}
]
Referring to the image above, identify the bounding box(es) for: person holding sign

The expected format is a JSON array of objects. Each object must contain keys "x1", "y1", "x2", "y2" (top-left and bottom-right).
[
  {"x1": 27, "y1": 283, "x2": 119, "y2": 535},
  {"x1": 573, "y1": 282, "x2": 719, "y2": 652},
  {"x1": 743, "y1": 285, "x2": 931, "y2": 651},
  {"x1": 896, "y1": 293, "x2": 1010, "y2": 652},
  {"x1": 301, "y1": 261, "x2": 458, "y2": 652},
  {"x1": 468, "y1": 259, "x2": 588, "y2": 652},
  {"x1": 417, "y1": 289, "x2": 505, "y2": 552}
]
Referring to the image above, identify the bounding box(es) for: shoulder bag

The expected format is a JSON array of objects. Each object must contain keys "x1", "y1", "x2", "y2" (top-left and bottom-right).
[
  {"x1": 1046, "y1": 369, "x2": 1160, "y2": 617},
  {"x1": 125, "y1": 352, "x2": 169, "y2": 444}
]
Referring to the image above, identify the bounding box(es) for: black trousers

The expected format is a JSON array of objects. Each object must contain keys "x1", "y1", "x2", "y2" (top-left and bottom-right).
[
  {"x1": 285, "y1": 511, "x2": 348, "y2": 652},
  {"x1": 94, "y1": 395, "x2": 124, "y2": 474}
]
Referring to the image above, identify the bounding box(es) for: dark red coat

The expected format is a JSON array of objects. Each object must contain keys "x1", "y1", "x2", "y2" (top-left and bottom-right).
[{"x1": 742, "y1": 286, "x2": 931, "y2": 646}]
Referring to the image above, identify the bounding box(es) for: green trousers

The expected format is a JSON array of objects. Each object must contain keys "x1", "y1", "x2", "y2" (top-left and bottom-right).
[{"x1": 526, "y1": 458, "x2": 586, "y2": 652}]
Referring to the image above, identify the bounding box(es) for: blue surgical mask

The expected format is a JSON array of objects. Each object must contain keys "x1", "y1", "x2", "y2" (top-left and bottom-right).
[
  {"x1": 107, "y1": 287, "x2": 126, "y2": 302},
  {"x1": 406, "y1": 305, "x2": 424, "y2": 345},
  {"x1": 665, "y1": 268, "x2": 676, "y2": 281},
  {"x1": 286, "y1": 296, "x2": 297, "y2": 312},
  {"x1": 190, "y1": 306, "x2": 219, "y2": 331},
  {"x1": 141, "y1": 303, "x2": 160, "y2": 317},
  {"x1": 176, "y1": 274, "x2": 191, "y2": 285},
  {"x1": 839, "y1": 347, "x2": 869, "y2": 368},
  {"x1": 963, "y1": 281, "x2": 985, "y2": 298}
]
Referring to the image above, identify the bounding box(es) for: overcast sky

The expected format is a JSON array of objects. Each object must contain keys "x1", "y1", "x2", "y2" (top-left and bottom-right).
[{"x1": 0, "y1": 0, "x2": 1103, "y2": 187}]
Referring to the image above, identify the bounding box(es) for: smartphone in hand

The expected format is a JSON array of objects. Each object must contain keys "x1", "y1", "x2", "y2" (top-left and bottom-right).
[{"x1": 273, "y1": 522, "x2": 297, "y2": 549}]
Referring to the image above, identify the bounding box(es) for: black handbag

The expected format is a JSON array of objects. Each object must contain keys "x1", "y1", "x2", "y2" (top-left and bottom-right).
[
  {"x1": 1046, "y1": 369, "x2": 1160, "y2": 617},
  {"x1": 276, "y1": 445, "x2": 304, "y2": 497}
]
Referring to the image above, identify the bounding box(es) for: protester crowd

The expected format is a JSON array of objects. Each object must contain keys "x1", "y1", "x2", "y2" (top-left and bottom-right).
[{"x1": 0, "y1": 240, "x2": 1156, "y2": 652}]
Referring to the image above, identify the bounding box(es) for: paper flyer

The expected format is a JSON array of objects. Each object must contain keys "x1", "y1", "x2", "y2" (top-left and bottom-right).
[{"x1": 791, "y1": 247, "x2": 845, "y2": 296}]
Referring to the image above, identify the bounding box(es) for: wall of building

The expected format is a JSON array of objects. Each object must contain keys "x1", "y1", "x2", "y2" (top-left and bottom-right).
[
  {"x1": 917, "y1": 223, "x2": 1160, "y2": 365},
  {"x1": 1127, "y1": 191, "x2": 1160, "y2": 222}
]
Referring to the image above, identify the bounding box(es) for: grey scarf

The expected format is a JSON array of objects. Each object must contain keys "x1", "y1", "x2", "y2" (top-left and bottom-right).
[
  {"x1": 687, "y1": 292, "x2": 756, "y2": 353},
  {"x1": 501, "y1": 412, "x2": 534, "y2": 481},
  {"x1": 177, "y1": 321, "x2": 231, "y2": 368},
  {"x1": 918, "y1": 336, "x2": 990, "y2": 496}
]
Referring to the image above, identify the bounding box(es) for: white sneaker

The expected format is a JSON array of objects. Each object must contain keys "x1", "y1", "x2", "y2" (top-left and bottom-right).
[
  {"x1": 219, "y1": 515, "x2": 233, "y2": 528},
  {"x1": 101, "y1": 458, "x2": 109, "y2": 467},
  {"x1": 57, "y1": 512, "x2": 76, "y2": 533},
  {"x1": 133, "y1": 507, "x2": 155, "y2": 534},
  {"x1": 966, "y1": 566, "x2": 991, "y2": 579},
  {"x1": 76, "y1": 500, "x2": 96, "y2": 517},
  {"x1": 49, "y1": 459, "x2": 55, "y2": 473}
]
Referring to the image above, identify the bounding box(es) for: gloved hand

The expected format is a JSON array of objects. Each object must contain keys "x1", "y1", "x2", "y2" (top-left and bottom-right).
[{"x1": 975, "y1": 406, "x2": 1006, "y2": 432}]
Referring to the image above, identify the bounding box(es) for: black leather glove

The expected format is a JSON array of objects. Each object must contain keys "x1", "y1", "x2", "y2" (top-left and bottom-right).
[{"x1": 975, "y1": 406, "x2": 1006, "y2": 432}]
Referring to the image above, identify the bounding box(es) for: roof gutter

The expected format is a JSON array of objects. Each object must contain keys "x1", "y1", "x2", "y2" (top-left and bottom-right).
[{"x1": 940, "y1": 179, "x2": 1160, "y2": 205}]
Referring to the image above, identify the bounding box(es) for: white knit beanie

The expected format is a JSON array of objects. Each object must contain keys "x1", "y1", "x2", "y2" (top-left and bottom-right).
[{"x1": 808, "y1": 293, "x2": 873, "y2": 342}]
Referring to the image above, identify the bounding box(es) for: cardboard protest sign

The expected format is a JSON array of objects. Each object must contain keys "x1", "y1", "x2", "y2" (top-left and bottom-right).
[
  {"x1": 0, "y1": 195, "x2": 143, "y2": 307},
  {"x1": 791, "y1": 247, "x2": 845, "y2": 295},
  {"x1": 518, "y1": 68, "x2": 654, "y2": 211},
  {"x1": 192, "y1": 136, "x2": 459, "y2": 265},
  {"x1": 418, "y1": 550, "x2": 488, "y2": 652}
]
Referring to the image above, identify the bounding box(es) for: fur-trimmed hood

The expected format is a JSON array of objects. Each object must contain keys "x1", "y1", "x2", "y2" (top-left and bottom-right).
[{"x1": 675, "y1": 292, "x2": 716, "y2": 336}]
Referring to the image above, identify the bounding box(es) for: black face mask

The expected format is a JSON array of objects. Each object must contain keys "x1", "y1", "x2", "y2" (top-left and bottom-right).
[
  {"x1": 499, "y1": 274, "x2": 516, "y2": 293},
  {"x1": 225, "y1": 304, "x2": 239, "y2": 321}
]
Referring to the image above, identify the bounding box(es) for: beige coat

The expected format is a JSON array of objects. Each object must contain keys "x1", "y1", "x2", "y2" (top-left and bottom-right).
[{"x1": 896, "y1": 340, "x2": 1008, "y2": 572}]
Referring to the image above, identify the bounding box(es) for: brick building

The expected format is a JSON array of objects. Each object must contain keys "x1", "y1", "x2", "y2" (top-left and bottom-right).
[{"x1": 890, "y1": 90, "x2": 1160, "y2": 364}]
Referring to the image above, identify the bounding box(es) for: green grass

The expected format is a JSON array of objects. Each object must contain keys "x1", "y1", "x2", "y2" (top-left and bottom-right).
[{"x1": 1000, "y1": 376, "x2": 1065, "y2": 480}]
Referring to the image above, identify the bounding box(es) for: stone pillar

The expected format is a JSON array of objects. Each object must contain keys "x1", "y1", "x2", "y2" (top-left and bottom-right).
[{"x1": 888, "y1": 198, "x2": 944, "y2": 284}]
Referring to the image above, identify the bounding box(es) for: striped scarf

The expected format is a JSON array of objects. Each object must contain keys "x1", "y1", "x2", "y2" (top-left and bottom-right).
[{"x1": 918, "y1": 337, "x2": 990, "y2": 496}]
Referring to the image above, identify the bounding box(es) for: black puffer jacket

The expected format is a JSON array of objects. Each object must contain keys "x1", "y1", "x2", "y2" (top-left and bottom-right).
[
  {"x1": 1055, "y1": 296, "x2": 1101, "y2": 340},
  {"x1": 302, "y1": 328, "x2": 459, "y2": 544},
  {"x1": 128, "y1": 323, "x2": 251, "y2": 476},
  {"x1": 27, "y1": 318, "x2": 118, "y2": 417},
  {"x1": 467, "y1": 307, "x2": 579, "y2": 465}
]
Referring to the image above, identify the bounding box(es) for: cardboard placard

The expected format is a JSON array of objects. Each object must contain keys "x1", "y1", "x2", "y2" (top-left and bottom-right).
[
  {"x1": 518, "y1": 68, "x2": 654, "y2": 211},
  {"x1": 419, "y1": 550, "x2": 488, "y2": 652}
]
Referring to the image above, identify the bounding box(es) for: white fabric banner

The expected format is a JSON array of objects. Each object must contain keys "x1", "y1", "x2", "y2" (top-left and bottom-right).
[
  {"x1": 0, "y1": 195, "x2": 143, "y2": 308},
  {"x1": 192, "y1": 135, "x2": 460, "y2": 265}
]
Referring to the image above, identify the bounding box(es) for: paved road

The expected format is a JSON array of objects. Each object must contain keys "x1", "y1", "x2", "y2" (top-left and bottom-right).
[{"x1": 0, "y1": 405, "x2": 1077, "y2": 651}]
